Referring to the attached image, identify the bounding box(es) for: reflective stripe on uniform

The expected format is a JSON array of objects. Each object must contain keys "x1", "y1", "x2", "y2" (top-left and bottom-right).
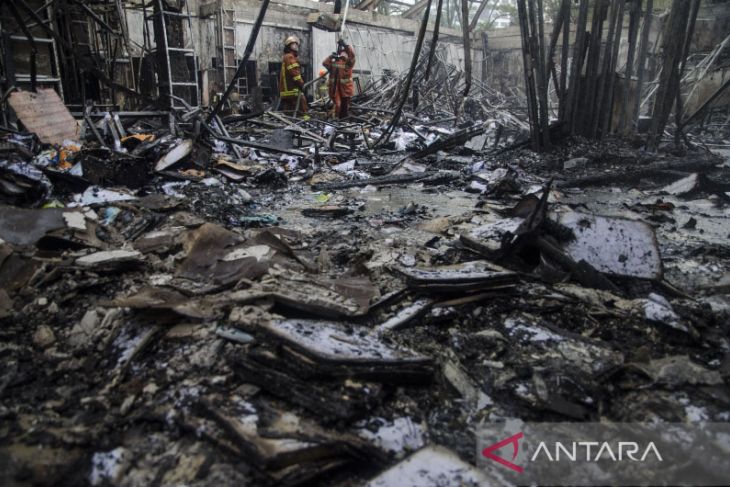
[
  {"x1": 286, "y1": 63, "x2": 300, "y2": 70},
  {"x1": 293, "y1": 75, "x2": 302, "y2": 81},
  {"x1": 280, "y1": 65, "x2": 299, "y2": 97}
]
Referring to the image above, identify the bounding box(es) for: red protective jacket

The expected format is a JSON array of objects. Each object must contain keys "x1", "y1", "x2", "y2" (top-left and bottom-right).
[
  {"x1": 279, "y1": 51, "x2": 304, "y2": 99},
  {"x1": 323, "y1": 44, "x2": 356, "y2": 98}
]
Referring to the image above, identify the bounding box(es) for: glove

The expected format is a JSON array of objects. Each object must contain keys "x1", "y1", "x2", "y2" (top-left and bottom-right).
[{"x1": 331, "y1": 51, "x2": 339, "y2": 59}]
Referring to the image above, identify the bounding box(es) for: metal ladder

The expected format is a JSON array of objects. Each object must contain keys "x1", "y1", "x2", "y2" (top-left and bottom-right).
[
  {"x1": 0, "y1": 0, "x2": 63, "y2": 98},
  {"x1": 148, "y1": 0, "x2": 200, "y2": 111},
  {"x1": 219, "y1": 8, "x2": 237, "y2": 91},
  {"x1": 218, "y1": 8, "x2": 254, "y2": 101}
]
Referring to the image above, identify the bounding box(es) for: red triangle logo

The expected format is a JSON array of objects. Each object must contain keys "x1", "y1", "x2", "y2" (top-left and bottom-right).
[{"x1": 482, "y1": 432, "x2": 524, "y2": 473}]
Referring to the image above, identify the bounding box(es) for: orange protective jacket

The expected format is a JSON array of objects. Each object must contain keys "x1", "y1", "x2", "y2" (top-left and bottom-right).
[
  {"x1": 323, "y1": 45, "x2": 356, "y2": 98},
  {"x1": 279, "y1": 51, "x2": 304, "y2": 99}
]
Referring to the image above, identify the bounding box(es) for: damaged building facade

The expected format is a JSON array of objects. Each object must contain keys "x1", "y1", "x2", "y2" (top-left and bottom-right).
[
  {"x1": 0, "y1": 0, "x2": 485, "y2": 112},
  {"x1": 1, "y1": 0, "x2": 730, "y2": 486}
]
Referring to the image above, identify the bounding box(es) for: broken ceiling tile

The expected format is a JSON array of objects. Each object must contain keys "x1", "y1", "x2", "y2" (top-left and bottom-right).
[{"x1": 558, "y1": 211, "x2": 662, "y2": 279}]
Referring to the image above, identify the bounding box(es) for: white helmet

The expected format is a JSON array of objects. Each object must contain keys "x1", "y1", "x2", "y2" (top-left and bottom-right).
[{"x1": 284, "y1": 35, "x2": 300, "y2": 47}]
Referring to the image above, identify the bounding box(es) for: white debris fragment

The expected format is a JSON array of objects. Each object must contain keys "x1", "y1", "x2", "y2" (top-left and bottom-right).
[
  {"x1": 71, "y1": 187, "x2": 136, "y2": 206},
  {"x1": 160, "y1": 181, "x2": 190, "y2": 198},
  {"x1": 661, "y1": 173, "x2": 701, "y2": 195},
  {"x1": 148, "y1": 273, "x2": 173, "y2": 286},
  {"x1": 393, "y1": 131, "x2": 419, "y2": 151},
  {"x1": 563, "y1": 157, "x2": 589, "y2": 170},
  {"x1": 644, "y1": 293, "x2": 690, "y2": 333},
  {"x1": 63, "y1": 211, "x2": 86, "y2": 230},
  {"x1": 155, "y1": 139, "x2": 193, "y2": 172},
  {"x1": 356, "y1": 417, "x2": 425, "y2": 458},
  {"x1": 504, "y1": 316, "x2": 565, "y2": 342},
  {"x1": 365, "y1": 445, "x2": 492, "y2": 487},
  {"x1": 332, "y1": 159, "x2": 357, "y2": 172},
  {"x1": 89, "y1": 447, "x2": 129, "y2": 486},
  {"x1": 685, "y1": 404, "x2": 709, "y2": 422},
  {"x1": 76, "y1": 250, "x2": 142, "y2": 267},
  {"x1": 468, "y1": 180, "x2": 488, "y2": 193},
  {"x1": 222, "y1": 245, "x2": 273, "y2": 262},
  {"x1": 201, "y1": 177, "x2": 222, "y2": 186}
]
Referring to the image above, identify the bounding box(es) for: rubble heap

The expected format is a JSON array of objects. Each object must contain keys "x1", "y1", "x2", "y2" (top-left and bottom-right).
[{"x1": 1, "y1": 61, "x2": 730, "y2": 486}]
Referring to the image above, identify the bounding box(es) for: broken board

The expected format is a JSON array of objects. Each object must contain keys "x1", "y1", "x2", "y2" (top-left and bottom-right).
[
  {"x1": 558, "y1": 212, "x2": 662, "y2": 280},
  {"x1": 8, "y1": 89, "x2": 79, "y2": 145},
  {"x1": 398, "y1": 260, "x2": 518, "y2": 292},
  {"x1": 255, "y1": 318, "x2": 433, "y2": 382}
]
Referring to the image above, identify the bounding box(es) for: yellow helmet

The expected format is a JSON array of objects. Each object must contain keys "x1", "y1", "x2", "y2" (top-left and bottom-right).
[{"x1": 284, "y1": 35, "x2": 300, "y2": 47}]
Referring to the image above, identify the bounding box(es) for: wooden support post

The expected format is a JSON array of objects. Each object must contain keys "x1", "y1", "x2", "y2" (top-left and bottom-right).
[
  {"x1": 647, "y1": 0, "x2": 692, "y2": 151},
  {"x1": 425, "y1": 0, "x2": 443, "y2": 82},
  {"x1": 460, "y1": 0, "x2": 472, "y2": 97},
  {"x1": 517, "y1": 0, "x2": 540, "y2": 151},
  {"x1": 547, "y1": 0, "x2": 567, "y2": 101},
  {"x1": 559, "y1": 0, "x2": 570, "y2": 122},
  {"x1": 595, "y1": 0, "x2": 624, "y2": 138},
  {"x1": 632, "y1": 0, "x2": 653, "y2": 133},
  {"x1": 583, "y1": 0, "x2": 609, "y2": 136},
  {"x1": 674, "y1": 0, "x2": 701, "y2": 145},
  {"x1": 481, "y1": 31, "x2": 489, "y2": 92},
  {"x1": 601, "y1": 0, "x2": 625, "y2": 136},
  {"x1": 535, "y1": 0, "x2": 551, "y2": 149},
  {"x1": 619, "y1": 0, "x2": 641, "y2": 134},
  {"x1": 565, "y1": 0, "x2": 589, "y2": 134}
]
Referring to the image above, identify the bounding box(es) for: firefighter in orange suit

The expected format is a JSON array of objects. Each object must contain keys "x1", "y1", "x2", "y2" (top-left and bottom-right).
[
  {"x1": 322, "y1": 39, "x2": 355, "y2": 119},
  {"x1": 279, "y1": 35, "x2": 307, "y2": 114}
]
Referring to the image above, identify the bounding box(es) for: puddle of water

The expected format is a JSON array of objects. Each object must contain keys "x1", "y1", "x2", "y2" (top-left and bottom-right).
[{"x1": 271, "y1": 186, "x2": 477, "y2": 233}]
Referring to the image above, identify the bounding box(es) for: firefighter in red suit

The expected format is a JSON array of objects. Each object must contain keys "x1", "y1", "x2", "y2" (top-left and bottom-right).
[
  {"x1": 323, "y1": 39, "x2": 355, "y2": 119},
  {"x1": 279, "y1": 35, "x2": 307, "y2": 114}
]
